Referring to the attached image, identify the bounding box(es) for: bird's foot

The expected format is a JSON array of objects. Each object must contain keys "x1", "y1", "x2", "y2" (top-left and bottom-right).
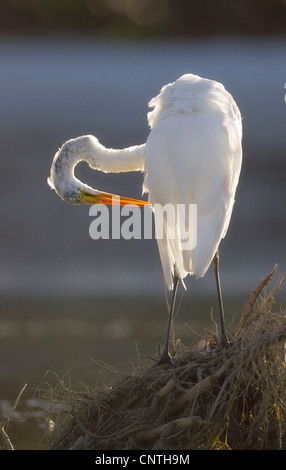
[
  {"x1": 153, "y1": 352, "x2": 177, "y2": 368},
  {"x1": 212, "y1": 336, "x2": 234, "y2": 352},
  {"x1": 220, "y1": 336, "x2": 234, "y2": 349}
]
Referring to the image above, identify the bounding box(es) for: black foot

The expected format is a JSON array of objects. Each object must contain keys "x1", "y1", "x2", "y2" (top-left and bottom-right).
[
  {"x1": 219, "y1": 336, "x2": 234, "y2": 349},
  {"x1": 153, "y1": 352, "x2": 177, "y2": 367}
]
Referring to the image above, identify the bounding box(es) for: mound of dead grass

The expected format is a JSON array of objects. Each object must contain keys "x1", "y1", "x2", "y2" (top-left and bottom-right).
[{"x1": 47, "y1": 266, "x2": 286, "y2": 450}]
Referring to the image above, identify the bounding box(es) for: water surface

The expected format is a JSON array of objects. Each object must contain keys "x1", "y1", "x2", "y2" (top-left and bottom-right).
[{"x1": 0, "y1": 35, "x2": 285, "y2": 449}]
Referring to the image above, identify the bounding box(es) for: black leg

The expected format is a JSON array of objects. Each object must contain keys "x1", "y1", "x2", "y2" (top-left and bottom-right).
[
  {"x1": 212, "y1": 250, "x2": 228, "y2": 347},
  {"x1": 155, "y1": 275, "x2": 179, "y2": 366}
]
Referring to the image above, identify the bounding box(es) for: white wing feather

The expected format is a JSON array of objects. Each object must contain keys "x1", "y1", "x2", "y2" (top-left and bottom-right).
[{"x1": 143, "y1": 74, "x2": 242, "y2": 290}]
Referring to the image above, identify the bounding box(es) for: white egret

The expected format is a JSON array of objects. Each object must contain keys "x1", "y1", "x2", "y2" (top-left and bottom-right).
[{"x1": 48, "y1": 73, "x2": 242, "y2": 366}]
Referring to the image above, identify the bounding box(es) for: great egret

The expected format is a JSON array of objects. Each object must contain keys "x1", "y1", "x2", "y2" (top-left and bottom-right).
[{"x1": 48, "y1": 73, "x2": 242, "y2": 365}]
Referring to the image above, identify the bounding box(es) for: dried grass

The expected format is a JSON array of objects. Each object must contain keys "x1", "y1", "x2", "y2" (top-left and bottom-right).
[{"x1": 47, "y1": 265, "x2": 286, "y2": 450}]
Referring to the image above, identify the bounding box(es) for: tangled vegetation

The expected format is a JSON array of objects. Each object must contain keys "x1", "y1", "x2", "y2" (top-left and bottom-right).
[{"x1": 46, "y1": 266, "x2": 286, "y2": 450}]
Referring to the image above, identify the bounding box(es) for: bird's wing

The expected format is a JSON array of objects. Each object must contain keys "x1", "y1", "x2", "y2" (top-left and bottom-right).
[{"x1": 143, "y1": 92, "x2": 242, "y2": 290}]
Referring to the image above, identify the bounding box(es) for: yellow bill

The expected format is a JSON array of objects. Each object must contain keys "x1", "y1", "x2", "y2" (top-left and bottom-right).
[{"x1": 78, "y1": 190, "x2": 149, "y2": 207}]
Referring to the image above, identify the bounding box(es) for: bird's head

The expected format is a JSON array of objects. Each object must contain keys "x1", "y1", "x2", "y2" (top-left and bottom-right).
[
  {"x1": 48, "y1": 137, "x2": 149, "y2": 207},
  {"x1": 48, "y1": 175, "x2": 110, "y2": 206},
  {"x1": 48, "y1": 176, "x2": 148, "y2": 207}
]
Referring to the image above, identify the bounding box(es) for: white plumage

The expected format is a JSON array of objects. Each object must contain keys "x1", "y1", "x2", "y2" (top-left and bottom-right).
[
  {"x1": 48, "y1": 73, "x2": 242, "y2": 364},
  {"x1": 143, "y1": 74, "x2": 242, "y2": 290}
]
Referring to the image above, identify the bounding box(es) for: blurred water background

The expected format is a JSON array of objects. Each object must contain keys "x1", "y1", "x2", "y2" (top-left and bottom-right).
[{"x1": 0, "y1": 0, "x2": 285, "y2": 450}]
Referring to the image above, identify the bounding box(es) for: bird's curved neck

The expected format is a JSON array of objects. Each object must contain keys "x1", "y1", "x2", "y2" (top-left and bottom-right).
[
  {"x1": 57, "y1": 135, "x2": 145, "y2": 175},
  {"x1": 49, "y1": 135, "x2": 146, "y2": 200}
]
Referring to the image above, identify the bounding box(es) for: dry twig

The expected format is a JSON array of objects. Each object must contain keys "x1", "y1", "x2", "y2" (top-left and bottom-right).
[{"x1": 47, "y1": 266, "x2": 286, "y2": 450}]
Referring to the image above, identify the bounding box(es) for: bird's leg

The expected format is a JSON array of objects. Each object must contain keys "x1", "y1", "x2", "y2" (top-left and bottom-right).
[
  {"x1": 212, "y1": 250, "x2": 228, "y2": 347},
  {"x1": 155, "y1": 275, "x2": 179, "y2": 366}
]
